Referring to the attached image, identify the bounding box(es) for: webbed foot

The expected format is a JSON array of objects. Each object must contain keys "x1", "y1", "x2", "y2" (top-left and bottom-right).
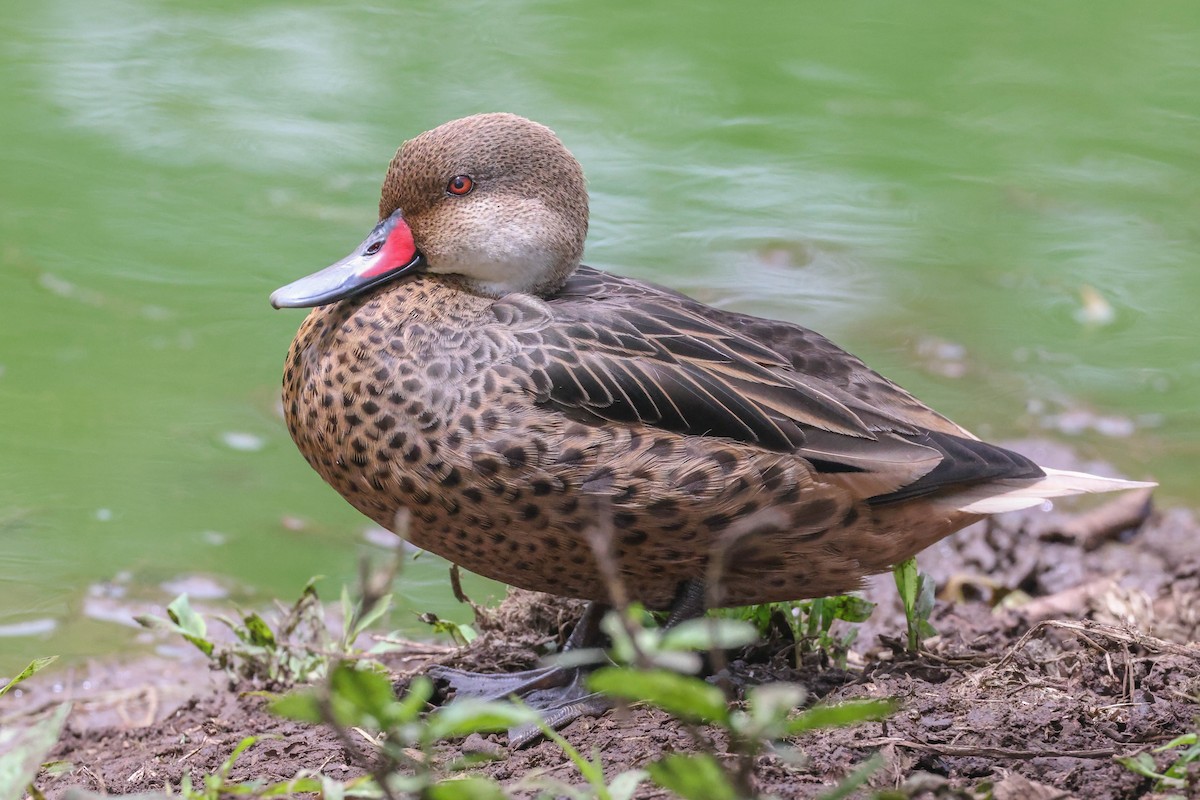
[{"x1": 427, "y1": 601, "x2": 611, "y2": 748}]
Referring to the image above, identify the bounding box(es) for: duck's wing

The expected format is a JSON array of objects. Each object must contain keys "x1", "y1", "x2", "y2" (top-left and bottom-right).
[
  {"x1": 493, "y1": 268, "x2": 1044, "y2": 502},
  {"x1": 561, "y1": 267, "x2": 967, "y2": 438}
]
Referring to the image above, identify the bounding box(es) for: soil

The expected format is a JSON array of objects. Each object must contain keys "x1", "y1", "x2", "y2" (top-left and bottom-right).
[{"x1": 9, "y1": 440, "x2": 1200, "y2": 800}]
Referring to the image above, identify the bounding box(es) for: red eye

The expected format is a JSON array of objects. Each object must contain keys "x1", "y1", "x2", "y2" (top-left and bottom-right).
[{"x1": 447, "y1": 175, "x2": 474, "y2": 196}]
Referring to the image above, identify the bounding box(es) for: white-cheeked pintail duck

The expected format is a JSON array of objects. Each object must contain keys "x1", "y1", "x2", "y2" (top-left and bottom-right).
[{"x1": 271, "y1": 113, "x2": 1154, "y2": 741}]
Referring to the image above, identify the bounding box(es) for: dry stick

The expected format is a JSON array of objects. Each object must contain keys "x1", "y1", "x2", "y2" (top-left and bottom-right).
[
  {"x1": 316, "y1": 691, "x2": 403, "y2": 800},
  {"x1": 857, "y1": 737, "x2": 1117, "y2": 760},
  {"x1": 702, "y1": 509, "x2": 791, "y2": 797},
  {"x1": 369, "y1": 636, "x2": 458, "y2": 655},
  {"x1": 1017, "y1": 577, "x2": 1120, "y2": 623},
  {"x1": 1044, "y1": 487, "x2": 1155, "y2": 551},
  {"x1": 992, "y1": 619, "x2": 1200, "y2": 673},
  {"x1": 704, "y1": 509, "x2": 791, "y2": 678},
  {"x1": 312, "y1": 507, "x2": 417, "y2": 800},
  {"x1": 581, "y1": 498, "x2": 645, "y2": 666},
  {"x1": 580, "y1": 497, "x2": 719, "y2": 755}
]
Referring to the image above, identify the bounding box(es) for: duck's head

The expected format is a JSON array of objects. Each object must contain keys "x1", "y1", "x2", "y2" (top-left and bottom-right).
[{"x1": 271, "y1": 113, "x2": 588, "y2": 308}]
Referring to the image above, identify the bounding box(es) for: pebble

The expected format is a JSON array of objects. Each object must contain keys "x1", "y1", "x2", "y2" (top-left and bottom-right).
[{"x1": 461, "y1": 733, "x2": 505, "y2": 757}]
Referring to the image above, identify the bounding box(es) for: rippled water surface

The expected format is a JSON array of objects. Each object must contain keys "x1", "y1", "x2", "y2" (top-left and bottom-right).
[{"x1": 3, "y1": 1, "x2": 1198, "y2": 671}]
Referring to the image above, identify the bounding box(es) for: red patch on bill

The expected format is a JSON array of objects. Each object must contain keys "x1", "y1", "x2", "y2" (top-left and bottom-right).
[{"x1": 362, "y1": 218, "x2": 417, "y2": 278}]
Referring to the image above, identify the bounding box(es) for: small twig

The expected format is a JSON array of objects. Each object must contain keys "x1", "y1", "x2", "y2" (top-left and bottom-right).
[
  {"x1": 857, "y1": 737, "x2": 1116, "y2": 760},
  {"x1": 581, "y1": 498, "x2": 720, "y2": 760},
  {"x1": 702, "y1": 509, "x2": 789, "y2": 797},
  {"x1": 1043, "y1": 487, "x2": 1155, "y2": 551},
  {"x1": 369, "y1": 635, "x2": 458, "y2": 655},
  {"x1": 1122, "y1": 643, "x2": 1136, "y2": 703},
  {"x1": 1017, "y1": 578, "x2": 1119, "y2": 622},
  {"x1": 704, "y1": 509, "x2": 789, "y2": 679},
  {"x1": 582, "y1": 499, "x2": 633, "y2": 619},
  {"x1": 993, "y1": 619, "x2": 1200, "y2": 673},
  {"x1": 178, "y1": 737, "x2": 208, "y2": 763},
  {"x1": 355, "y1": 553, "x2": 401, "y2": 628},
  {"x1": 317, "y1": 690, "x2": 400, "y2": 800},
  {"x1": 703, "y1": 509, "x2": 789, "y2": 616}
]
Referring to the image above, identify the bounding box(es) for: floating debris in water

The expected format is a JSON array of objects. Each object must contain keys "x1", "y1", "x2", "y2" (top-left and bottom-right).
[
  {"x1": 364, "y1": 525, "x2": 421, "y2": 552},
  {"x1": 1074, "y1": 284, "x2": 1115, "y2": 326},
  {"x1": 914, "y1": 335, "x2": 968, "y2": 379},
  {"x1": 221, "y1": 431, "x2": 265, "y2": 452},
  {"x1": 279, "y1": 516, "x2": 307, "y2": 532},
  {"x1": 141, "y1": 305, "x2": 172, "y2": 321},
  {"x1": 161, "y1": 574, "x2": 229, "y2": 600},
  {"x1": 1041, "y1": 409, "x2": 1137, "y2": 438},
  {"x1": 38, "y1": 272, "x2": 104, "y2": 305},
  {"x1": 363, "y1": 526, "x2": 396, "y2": 548},
  {"x1": 0, "y1": 618, "x2": 58, "y2": 638}
]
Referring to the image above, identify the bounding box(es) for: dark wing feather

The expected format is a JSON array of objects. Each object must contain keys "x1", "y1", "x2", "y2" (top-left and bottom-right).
[
  {"x1": 495, "y1": 267, "x2": 1042, "y2": 500},
  {"x1": 560, "y1": 267, "x2": 967, "y2": 437},
  {"x1": 867, "y1": 431, "x2": 1044, "y2": 505}
]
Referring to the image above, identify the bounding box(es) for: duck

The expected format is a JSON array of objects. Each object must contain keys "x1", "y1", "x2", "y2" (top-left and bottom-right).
[{"x1": 271, "y1": 112, "x2": 1154, "y2": 739}]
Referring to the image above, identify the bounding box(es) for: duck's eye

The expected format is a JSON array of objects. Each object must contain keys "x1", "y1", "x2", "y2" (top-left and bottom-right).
[
  {"x1": 447, "y1": 175, "x2": 474, "y2": 196},
  {"x1": 364, "y1": 240, "x2": 383, "y2": 256}
]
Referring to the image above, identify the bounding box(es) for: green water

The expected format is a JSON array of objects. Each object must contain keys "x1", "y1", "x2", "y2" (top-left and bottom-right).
[{"x1": 2, "y1": 1, "x2": 1198, "y2": 672}]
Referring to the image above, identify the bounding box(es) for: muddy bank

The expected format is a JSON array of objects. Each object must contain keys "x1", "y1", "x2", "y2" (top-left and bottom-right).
[{"x1": 10, "y1": 444, "x2": 1199, "y2": 799}]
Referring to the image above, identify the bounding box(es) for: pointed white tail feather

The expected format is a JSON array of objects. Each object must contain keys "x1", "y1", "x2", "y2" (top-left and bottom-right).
[{"x1": 932, "y1": 467, "x2": 1157, "y2": 515}]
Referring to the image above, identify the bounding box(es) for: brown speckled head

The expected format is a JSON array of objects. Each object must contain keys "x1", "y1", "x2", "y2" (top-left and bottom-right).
[{"x1": 378, "y1": 113, "x2": 589, "y2": 298}]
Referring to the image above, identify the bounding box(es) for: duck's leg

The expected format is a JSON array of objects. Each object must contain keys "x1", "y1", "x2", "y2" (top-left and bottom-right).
[
  {"x1": 663, "y1": 578, "x2": 707, "y2": 628},
  {"x1": 429, "y1": 581, "x2": 712, "y2": 747},
  {"x1": 427, "y1": 601, "x2": 612, "y2": 748}
]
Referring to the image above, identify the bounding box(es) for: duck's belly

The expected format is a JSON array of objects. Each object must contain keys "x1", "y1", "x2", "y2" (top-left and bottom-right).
[{"x1": 282, "y1": 295, "x2": 976, "y2": 610}]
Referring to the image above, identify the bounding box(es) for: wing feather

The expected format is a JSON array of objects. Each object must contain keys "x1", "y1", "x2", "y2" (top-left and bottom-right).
[{"x1": 491, "y1": 267, "x2": 1046, "y2": 500}]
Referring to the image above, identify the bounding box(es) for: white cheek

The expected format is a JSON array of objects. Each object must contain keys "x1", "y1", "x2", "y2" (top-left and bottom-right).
[{"x1": 432, "y1": 198, "x2": 560, "y2": 294}]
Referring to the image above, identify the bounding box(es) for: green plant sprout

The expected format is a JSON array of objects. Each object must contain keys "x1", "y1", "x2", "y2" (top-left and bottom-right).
[
  {"x1": 892, "y1": 557, "x2": 937, "y2": 651},
  {"x1": 1117, "y1": 729, "x2": 1200, "y2": 796},
  {"x1": 135, "y1": 577, "x2": 396, "y2": 687}
]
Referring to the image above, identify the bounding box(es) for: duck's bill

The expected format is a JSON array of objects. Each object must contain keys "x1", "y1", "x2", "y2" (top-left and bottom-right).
[{"x1": 270, "y1": 210, "x2": 424, "y2": 308}]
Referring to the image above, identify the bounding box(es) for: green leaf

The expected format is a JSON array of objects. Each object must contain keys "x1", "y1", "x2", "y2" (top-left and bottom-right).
[
  {"x1": 589, "y1": 667, "x2": 730, "y2": 725},
  {"x1": 740, "y1": 682, "x2": 807, "y2": 738},
  {"x1": 260, "y1": 776, "x2": 326, "y2": 796},
  {"x1": 329, "y1": 663, "x2": 403, "y2": 727},
  {"x1": 0, "y1": 703, "x2": 70, "y2": 800},
  {"x1": 353, "y1": 594, "x2": 393, "y2": 637},
  {"x1": 426, "y1": 776, "x2": 507, "y2": 800},
  {"x1": 425, "y1": 699, "x2": 540, "y2": 741},
  {"x1": 1116, "y1": 752, "x2": 1164, "y2": 780},
  {"x1": 241, "y1": 613, "x2": 277, "y2": 648},
  {"x1": 893, "y1": 559, "x2": 918, "y2": 615},
  {"x1": 219, "y1": 736, "x2": 260, "y2": 775},
  {"x1": 0, "y1": 656, "x2": 58, "y2": 698},
  {"x1": 893, "y1": 558, "x2": 936, "y2": 650},
  {"x1": 661, "y1": 618, "x2": 759, "y2": 652},
  {"x1": 167, "y1": 594, "x2": 207, "y2": 638},
  {"x1": 340, "y1": 585, "x2": 354, "y2": 639},
  {"x1": 418, "y1": 613, "x2": 476, "y2": 647},
  {"x1": 822, "y1": 595, "x2": 876, "y2": 624},
  {"x1": 646, "y1": 753, "x2": 736, "y2": 800},
  {"x1": 816, "y1": 752, "x2": 884, "y2": 800},
  {"x1": 787, "y1": 698, "x2": 896, "y2": 734},
  {"x1": 608, "y1": 769, "x2": 650, "y2": 800},
  {"x1": 1155, "y1": 733, "x2": 1199, "y2": 752},
  {"x1": 393, "y1": 675, "x2": 435, "y2": 722},
  {"x1": 268, "y1": 689, "x2": 323, "y2": 723},
  {"x1": 164, "y1": 594, "x2": 215, "y2": 657}
]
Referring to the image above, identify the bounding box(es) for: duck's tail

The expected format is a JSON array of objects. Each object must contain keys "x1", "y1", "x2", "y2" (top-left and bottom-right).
[{"x1": 933, "y1": 467, "x2": 1157, "y2": 515}]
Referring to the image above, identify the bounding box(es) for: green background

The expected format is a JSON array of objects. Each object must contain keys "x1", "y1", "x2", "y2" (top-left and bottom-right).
[{"x1": 2, "y1": 1, "x2": 1196, "y2": 672}]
